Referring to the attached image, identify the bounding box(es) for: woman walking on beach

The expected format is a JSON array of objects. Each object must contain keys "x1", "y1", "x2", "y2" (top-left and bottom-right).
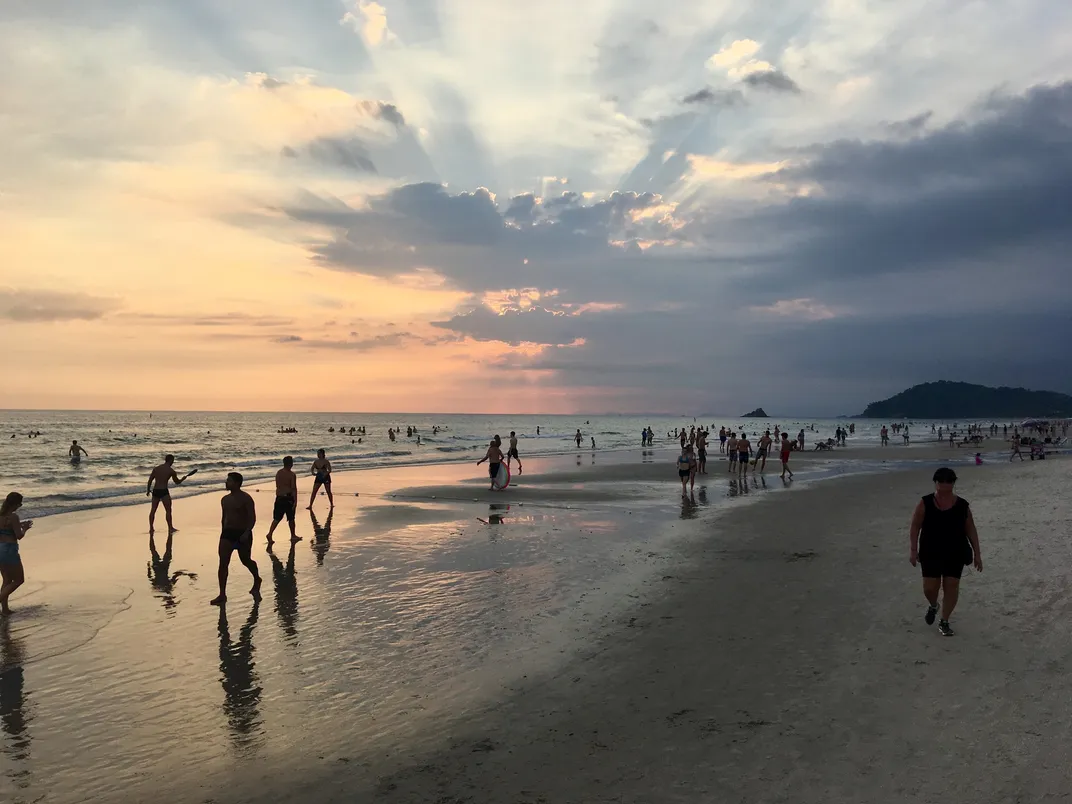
[
  {"x1": 909, "y1": 467, "x2": 983, "y2": 636},
  {"x1": 0, "y1": 492, "x2": 31, "y2": 615}
]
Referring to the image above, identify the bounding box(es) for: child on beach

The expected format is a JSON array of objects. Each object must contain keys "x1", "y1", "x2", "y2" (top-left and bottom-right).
[{"x1": 975, "y1": 453, "x2": 983, "y2": 465}]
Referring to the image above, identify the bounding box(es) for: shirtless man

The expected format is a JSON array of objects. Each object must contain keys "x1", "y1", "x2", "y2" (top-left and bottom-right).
[
  {"x1": 696, "y1": 430, "x2": 708, "y2": 474},
  {"x1": 266, "y1": 456, "x2": 299, "y2": 544},
  {"x1": 308, "y1": 449, "x2": 334, "y2": 510},
  {"x1": 476, "y1": 439, "x2": 506, "y2": 490},
  {"x1": 68, "y1": 440, "x2": 88, "y2": 463},
  {"x1": 753, "y1": 430, "x2": 772, "y2": 472},
  {"x1": 506, "y1": 431, "x2": 523, "y2": 475},
  {"x1": 779, "y1": 433, "x2": 794, "y2": 480},
  {"x1": 210, "y1": 472, "x2": 261, "y2": 606},
  {"x1": 719, "y1": 427, "x2": 727, "y2": 454},
  {"x1": 727, "y1": 432, "x2": 739, "y2": 473},
  {"x1": 736, "y1": 433, "x2": 751, "y2": 477},
  {"x1": 146, "y1": 454, "x2": 194, "y2": 534}
]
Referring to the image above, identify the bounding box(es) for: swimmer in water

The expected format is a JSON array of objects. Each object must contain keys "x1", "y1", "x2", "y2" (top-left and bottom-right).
[{"x1": 68, "y1": 440, "x2": 88, "y2": 463}]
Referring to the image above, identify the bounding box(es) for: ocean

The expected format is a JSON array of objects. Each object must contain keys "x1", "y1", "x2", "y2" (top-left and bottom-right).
[{"x1": 0, "y1": 410, "x2": 1006, "y2": 518}]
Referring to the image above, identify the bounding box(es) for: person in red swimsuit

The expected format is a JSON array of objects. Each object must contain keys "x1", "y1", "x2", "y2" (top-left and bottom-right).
[{"x1": 779, "y1": 433, "x2": 794, "y2": 480}]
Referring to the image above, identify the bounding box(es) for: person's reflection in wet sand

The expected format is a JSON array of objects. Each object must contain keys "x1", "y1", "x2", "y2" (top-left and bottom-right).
[
  {"x1": 0, "y1": 620, "x2": 31, "y2": 789},
  {"x1": 697, "y1": 487, "x2": 709, "y2": 506},
  {"x1": 267, "y1": 542, "x2": 298, "y2": 643},
  {"x1": 217, "y1": 603, "x2": 263, "y2": 753},
  {"x1": 309, "y1": 510, "x2": 332, "y2": 566},
  {"x1": 478, "y1": 504, "x2": 510, "y2": 529},
  {"x1": 147, "y1": 533, "x2": 197, "y2": 612},
  {"x1": 680, "y1": 493, "x2": 698, "y2": 519}
]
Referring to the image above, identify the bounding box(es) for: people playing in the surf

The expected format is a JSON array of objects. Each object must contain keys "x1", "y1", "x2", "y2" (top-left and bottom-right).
[
  {"x1": 0, "y1": 492, "x2": 31, "y2": 616},
  {"x1": 575, "y1": 429, "x2": 583, "y2": 448},
  {"x1": 506, "y1": 431, "x2": 523, "y2": 475},
  {"x1": 266, "y1": 456, "x2": 299, "y2": 544},
  {"x1": 69, "y1": 440, "x2": 88, "y2": 463},
  {"x1": 210, "y1": 472, "x2": 261, "y2": 606},
  {"x1": 308, "y1": 449, "x2": 334, "y2": 510},
  {"x1": 696, "y1": 430, "x2": 708, "y2": 474},
  {"x1": 477, "y1": 439, "x2": 507, "y2": 490},
  {"x1": 737, "y1": 433, "x2": 752, "y2": 476},
  {"x1": 779, "y1": 433, "x2": 794, "y2": 480},
  {"x1": 147, "y1": 455, "x2": 193, "y2": 534},
  {"x1": 754, "y1": 430, "x2": 772, "y2": 472}
]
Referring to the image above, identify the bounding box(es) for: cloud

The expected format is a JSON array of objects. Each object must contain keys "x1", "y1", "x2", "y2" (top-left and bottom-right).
[
  {"x1": 884, "y1": 110, "x2": 933, "y2": 136},
  {"x1": 277, "y1": 333, "x2": 413, "y2": 350},
  {"x1": 303, "y1": 136, "x2": 378, "y2": 173},
  {"x1": 682, "y1": 88, "x2": 745, "y2": 107},
  {"x1": 359, "y1": 100, "x2": 406, "y2": 128},
  {"x1": 342, "y1": 0, "x2": 396, "y2": 47},
  {"x1": 707, "y1": 39, "x2": 762, "y2": 69},
  {"x1": 741, "y1": 69, "x2": 801, "y2": 93},
  {"x1": 750, "y1": 298, "x2": 840, "y2": 321},
  {"x1": 0, "y1": 289, "x2": 118, "y2": 323}
]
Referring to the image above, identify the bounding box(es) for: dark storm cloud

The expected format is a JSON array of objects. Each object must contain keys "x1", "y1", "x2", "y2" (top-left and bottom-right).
[
  {"x1": 432, "y1": 307, "x2": 584, "y2": 347},
  {"x1": 884, "y1": 110, "x2": 933, "y2": 136},
  {"x1": 0, "y1": 289, "x2": 118, "y2": 322},
  {"x1": 741, "y1": 69, "x2": 801, "y2": 94},
  {"x1": 682, "y1": 87, "x2": 745, "y2": 106}
]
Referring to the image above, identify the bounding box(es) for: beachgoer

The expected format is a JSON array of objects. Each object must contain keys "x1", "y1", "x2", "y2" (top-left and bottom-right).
[
  {"x1": 677, "y1": 445, "x2": 692, "y2": 495},
  {"x1": 737, "y1": 433, "x2": 751, "y2": 476},
  {"x1": 779, "y1": 433, "x2": 794, "y2": 480},
  {"x1": 477, "y1": 439, "x2": 506, "y2": 490},
  {"x1": 696, "y1": 430, "x2": 708, "y2": 474},
  {"x1": 0, "y1": 492, "x2": 31, "y2": 615},
  {"x1": 797, "y1": 429, "x2": 805, "y2": 451},
  {"x1": 308, "y1": 449, "x2": 334, "y2": 510},
  {"x1": 727, "y1": 432, "x2": 738, "y2": 473},
  {"x1": 266, "y1": 456, "x2": 299, "y2": 543},
  {"x1": 68, "y1": 440, "x2": 88, "y2": 463},
  {"x1": 1010, "y1": 435, "x2": 1024, "y2": 461},
  {"x1": 506, "y1": 431, "x2": 523, "y2": 474},
  {"x1": 719, "y1": 427, "x2": 727, "y2": 453},
  {"x1": 210, "y1": 472, "x2": 261, "y2": 606},
  {"x1": 146, "y1": 455, "x2": 194, "y2": 534},
  {"x1": 974, "y1": 453, "x2": 983, "y2": 466},
  {"x1": 575, "y1": 429, "x2": 583, "y2": 448},
  {"x1": 909, "y1": 467, "x2": 982, "y2": 636},
  {"x1": 881, "y1": 426, "x2": 889, "y2": 446},
  {"x1": 753, "y1": 430, "x2": 772, "y2": 472},
  {"x1": 591, "y1": 436, "x2": 596, "y2": 450}
]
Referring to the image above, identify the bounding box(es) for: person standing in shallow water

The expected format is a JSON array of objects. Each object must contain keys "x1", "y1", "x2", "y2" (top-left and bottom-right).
[
  {"x1": 909, "y1": 467, "x2": 983, "y2": 637},
  {"x1": 0, "y1": 492, "x2": 31, "y2": 616},
  {"x1": 308, "y1": 449, "x2": 334, "y2": 510},
  {"x1": 211, "y1": 472, "x2": 261, "y2": 606}
]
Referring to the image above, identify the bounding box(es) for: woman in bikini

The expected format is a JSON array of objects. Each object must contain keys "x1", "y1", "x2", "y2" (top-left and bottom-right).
[{"x1": 0, "y1": 492, "x2": 32, "y2": 616}]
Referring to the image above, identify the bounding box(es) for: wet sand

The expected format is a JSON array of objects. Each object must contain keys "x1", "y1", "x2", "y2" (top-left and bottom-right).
[{"x1": 2, "y1": 451, "x2": 1068, "y2": 803}]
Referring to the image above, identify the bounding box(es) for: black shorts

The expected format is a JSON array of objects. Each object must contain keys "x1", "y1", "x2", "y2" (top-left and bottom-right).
[
  {"x1": 678, "y1": 469, "x2": 690, "y2": 478},
  {"x1": 698, "y1": 449, "x2": 707, "y2": 461},
  {"x1": 152, "y1": 489, "x2": 170, "y2": 500},
  {"x1": 315, "y1": 473, "x2": 331, "y2": 487},
  {"x1": 273, "y1": 495, "x2": 296, "y2": 523},
  {"x1": 920, "y1": 558, "x2": 964, "y2": 580},
  {"x1": 489, "y1": 462, "x2": 500, "y2": 479},
  {"x1": 508, "y1": 447, "x2": 520, "y2": 459}
]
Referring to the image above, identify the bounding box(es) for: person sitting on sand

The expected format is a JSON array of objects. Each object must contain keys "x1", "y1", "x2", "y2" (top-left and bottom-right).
[
  {"x1": 0, "y1": 492, "x2": 31, "y2": 616},
  {"x1": 308, "y1": 449, "x2": 334, "y2": 510},
  {"x1": 476, "y1": 439, "x2": 506, "y2": 490},
  {"x1": 210, "y1": 472, "x2": 261, "y2": 606},
  {"x1": 909, "y1": 467, "x2": 983, "y2": 636},
  {"x1": 266, "y1": 456, "x2": 300, "y2": 544},
  {"x1": 146, "y1": 455, "x2": 194, "y2": 534}
]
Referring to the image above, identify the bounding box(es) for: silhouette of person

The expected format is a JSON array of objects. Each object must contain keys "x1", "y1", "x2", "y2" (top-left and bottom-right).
[
  {"x1": 217, "y1": 603, "x2": 263, "y2": 753},
  {"x1": 309, "y1": 510, "x2": 332, "y2": 566},
  {"x1": 267, "y1": 542, "x2": 298, "y2": 642},
  {"x1": 147, "y1": 533, "x2": 197, "y2": 612},
  {"x1": 0, "y1": 619, "x2": 31, "y2": 786}
]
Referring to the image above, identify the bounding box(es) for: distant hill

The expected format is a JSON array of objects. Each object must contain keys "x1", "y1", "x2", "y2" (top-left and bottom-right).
[
  {"x1": 858, "y1": 381, "x2": 1072, "y2": 419},
  {"x1": 742, "y1": 407, "x2": 768, "y2": 417}
]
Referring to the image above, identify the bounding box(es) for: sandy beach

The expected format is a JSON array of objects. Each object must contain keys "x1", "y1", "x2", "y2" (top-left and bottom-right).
[{"x1": 2, "y1": 449, "x2": 1069, "y2": 803}]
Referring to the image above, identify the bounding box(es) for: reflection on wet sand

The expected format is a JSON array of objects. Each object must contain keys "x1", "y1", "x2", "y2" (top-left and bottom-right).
[
  {"x1": 268, "y1": 542, "x2": 299, "y2": 643},
  {"x1": 679, "y1": 494, "x2": 698, "y2": 520},
  {"x1": 0, "y1": 621, "x2": 30, "y2": 789},
  {"x1": 147, "y1": 533, "x2": 198, "y2": 612},
  {"x1": 478, "y1": 504, "x2": 510, "y2": 527},
  {"x1": 217, "y1": 603, "x2": 263, "y2": 754},
  {"x1": 309, "y1": 510, "x2": 332, "y2": 566}
]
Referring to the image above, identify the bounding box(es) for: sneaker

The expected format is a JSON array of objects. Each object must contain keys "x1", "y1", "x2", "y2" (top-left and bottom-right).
[
  {"x1": 938, "y1": 620, "x2": 954, "y2": 637},
  {"x1": 925, "y1": 605, "x2": 938, "y2": 626}
]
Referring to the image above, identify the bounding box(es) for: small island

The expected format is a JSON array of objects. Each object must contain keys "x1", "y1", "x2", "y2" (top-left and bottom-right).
[
  {"x1": 858, "y1": 381, "x2": 1072, "y2": 419},
  {"x1": 742, "y1": 407, "x2": 768, "y2": 418}
]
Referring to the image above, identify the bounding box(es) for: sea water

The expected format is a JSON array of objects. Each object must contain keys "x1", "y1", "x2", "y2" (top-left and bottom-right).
[{"x1": 0, "y1": 410, "x2": 1004, "y2": 517}]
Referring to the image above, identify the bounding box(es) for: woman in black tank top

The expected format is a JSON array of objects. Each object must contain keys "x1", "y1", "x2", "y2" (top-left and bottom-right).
[{"x1": 909, "y1": 467, "x2": 983, "y2": 637}]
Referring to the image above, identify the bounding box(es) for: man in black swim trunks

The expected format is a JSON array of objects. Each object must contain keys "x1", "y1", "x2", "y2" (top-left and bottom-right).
[
  {"x1": 210, "y1": 472, "x2": 262, "y2": 606},
  {"x1": 909, "y1": 467, "x2": 983, "y2": 636},
  {"x1": 506, "y1": 431, "x2": 523, "y2": 475},
  {"x1": 476, "y1": 439, "x2": 506, "y2": 490},
  {"x1": 266, "y1": 456, "x2": 299, "y2": 544},
  {"x1": 146, "y1": 454, "x2": 193, "y2": 534}
]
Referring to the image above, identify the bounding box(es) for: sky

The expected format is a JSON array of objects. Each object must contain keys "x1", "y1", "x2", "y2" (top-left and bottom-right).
[{"x1": 2, "y1": 0, "x2": 1071, "y2": 415}]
